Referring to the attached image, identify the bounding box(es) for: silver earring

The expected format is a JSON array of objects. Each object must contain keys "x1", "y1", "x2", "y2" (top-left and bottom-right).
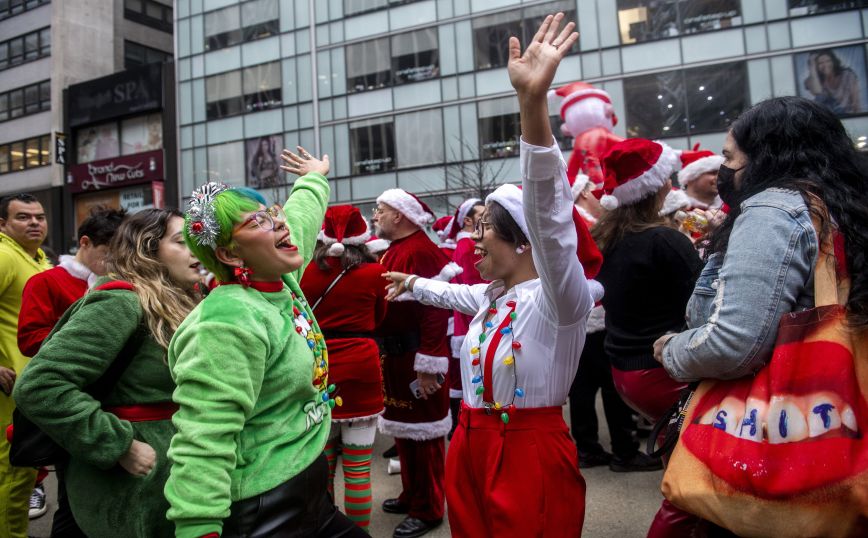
[{"x1": 515, "y1": 245, "x2": 526, "y2": 254}]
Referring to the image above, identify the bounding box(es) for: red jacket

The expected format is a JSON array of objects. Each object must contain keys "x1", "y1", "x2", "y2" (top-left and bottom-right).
[
  {"x1": 18, "y1": 266, "x2": 88, "y2": 357},
  {"x1": 300, "y1": 258, "x2": 388, "y2": 421},
  {"x1": 378, "y1": 230, "x2": 452, "y2": 439}
]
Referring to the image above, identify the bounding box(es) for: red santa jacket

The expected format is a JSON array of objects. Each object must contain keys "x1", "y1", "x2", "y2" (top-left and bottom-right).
[
  {"x1": 18, "y1": 266, "x2": 88, "y2": 357},
  {"x1": 300, "y1": 258, "x2": 388, "y2": 421},
  {"x1": 377, "y1": 230, "x2": 453, "y2": 439}
]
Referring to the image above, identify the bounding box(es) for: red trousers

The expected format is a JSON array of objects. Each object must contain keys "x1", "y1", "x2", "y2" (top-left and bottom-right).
[
  {"x1": 610, "y1": 367, "x2": 703, "y2": 538},
  {"x1": 395, "y1": 437, "x2": 445, "y2": 521},
  {"x1": 446, "y1": 404, "x2": 585, "y2": 537}
]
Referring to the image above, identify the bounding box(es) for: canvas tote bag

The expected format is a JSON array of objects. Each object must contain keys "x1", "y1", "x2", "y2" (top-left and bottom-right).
[{"x1": 661, "y1": 216, "x2": 868, "y2": 537}]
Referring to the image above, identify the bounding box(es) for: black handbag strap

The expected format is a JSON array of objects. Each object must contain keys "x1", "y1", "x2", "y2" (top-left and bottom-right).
[
  {"x1": 311, "y1": 266, "x2": 353, "y2": 312},
  {"x1": 646, "y1": 382, "x2": 699, "y2": 459}
]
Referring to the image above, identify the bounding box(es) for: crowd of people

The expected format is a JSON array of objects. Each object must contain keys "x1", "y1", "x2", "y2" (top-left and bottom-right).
[{"x1": 0, "y1": 12, "x2": 867, "y2": 538}]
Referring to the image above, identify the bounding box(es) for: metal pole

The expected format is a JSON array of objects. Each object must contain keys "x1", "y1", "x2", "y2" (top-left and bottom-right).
[{"x1": 308, "y1": 0, "x2": 320, "y2": 156}]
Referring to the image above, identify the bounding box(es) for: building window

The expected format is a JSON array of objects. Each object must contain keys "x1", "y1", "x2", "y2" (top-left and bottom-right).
[
  {"x1": 0, "y1": 0, "x2": 50, "y2": 21},
  {"x1": 624, "y1": 61, "x2": 747, "y2": 138},
  {"x1": 788, "y1": 0, "x2": 868, "y2": 16},
  {"x1": 205, "y1": 62, "x2": 282, "y2": 120},
  {"x1": 617, "y1": 0, "x2": 741, "y2": 45},
  {"x1": 75, "y1": 114, "x2": 163, "y2": 164},
  {"x1": 120, "y1": 113, "x2": 162, "y2": 155},
  {"x1": 0, "y1": 27, "x2": 50, "y2": 71},
  {"x1": 350, "y1": 118, "x2": 395, "y2": 174},
  {"x1": 245, "y1": 134, "x2": 283, "y2": 188},
  {"x1": 0, "y1": 134, "x2": 50, "y2": 174},
  {"x1": 124, "y1": 0, "x2": 172, "y2": 34},
  {"x1": 207, "y1": 141, "x2": 245, "y2": 185},
  {"x1": 344, "y1": 0, "x2": 419, "y2": 17},
  {"x1": 478, "y1": 96, "x2": 520, "y2": 159},
  {"x1": 0, "y1": 80, "x2": 49, "y2": 122},
  {"x1": 346, "y1": 37, "x2": 391, "y2": 93},
  {"x1": 124, "y1": 41, "x2": 170, "y2": 69},
  {"x1": 473, "y1": 1, "x2": 577, "y2": 70},
  {"x1": 392, "y1": 29, "x2": 439, "y2": 85},
  {"x1": 204, "y1": 0, "x2": 278, "y2": 52},
  {"x1": 76, "y1": 122, "x2": 120, "y2": 164}
]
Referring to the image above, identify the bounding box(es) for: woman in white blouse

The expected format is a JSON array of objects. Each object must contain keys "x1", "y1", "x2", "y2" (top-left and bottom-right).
[{"x1": 383, "y1": 13, "x2": 593, "y2": 536}]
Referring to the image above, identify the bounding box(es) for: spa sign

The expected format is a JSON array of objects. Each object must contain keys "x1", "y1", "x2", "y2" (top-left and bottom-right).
[{"x1": 67, "y1": 150, "x2": 164, "y2": 193}]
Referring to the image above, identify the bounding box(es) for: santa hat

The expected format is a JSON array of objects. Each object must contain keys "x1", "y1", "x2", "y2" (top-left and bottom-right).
[
  {"x1": 318, "y1": 205, "x2": 371, "y2": 257},
  {"x1": 447, "y1": 197, "x2": 482, "y2": 240},
  {"x1": 485, "y1": 184, "x2": 604, "y2": 280},
  {"x1": 599, "y1": 138, "x2": 679, "y2": 210},
  {"x1": 549, "y1": 81, "x2": 618, "y2": 124},
  {"x1": 659, "y1": 188, "x2": 691, "y2": 217},
  {"x1": 678, "y1": 149, "x2": 724, "y2": 187},
  {"x1": 432, "y1": 216, "x2": 453, "y2": 242},
  {"x1": 571, "y1": 173, "x2": 591, "y2": 201},
  {"x1": 376, "y1": 188, "x2": 435, "y2": 229}
]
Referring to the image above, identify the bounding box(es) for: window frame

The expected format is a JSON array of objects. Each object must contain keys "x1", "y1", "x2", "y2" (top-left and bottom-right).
[
  {"x1": 0, "y1": 0, "x2": 49, "y2": 22},
  {"x1": 349, "y1": 117, "x2": 397, "y2": 175},
  {"x1": 0, "y1": 134, "x2": 51, "y2": 175},
  {"x1": 0, "y1": 26, "x2": 50, "y2": 72},
  {"x1": 203, "y1": 0, "x2": 279, "y2": 53},
  {"x1": 124, "y1": 40, "x2": 171, "y2": 69},
  {"x1": 205, "y1": 62, "x2": 283, "y2": 121},
  {"x1": 615, "y1": 0, "x2": 743, "y2": 46},
  {"x1": 0, "y1": 79, "x2": 50, "y2": 123},
  {"x1": 124, "y1": 0, "x2": 172, "y2": 34}
]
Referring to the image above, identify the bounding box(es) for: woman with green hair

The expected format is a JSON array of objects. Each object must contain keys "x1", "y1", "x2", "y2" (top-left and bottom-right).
[{"x1": 164, "y1": 147, "x2": 366, "y2": 538}]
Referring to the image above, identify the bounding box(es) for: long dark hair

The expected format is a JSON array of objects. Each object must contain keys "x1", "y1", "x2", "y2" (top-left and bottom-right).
[
  {"x1": 313, "y1": 241, "x2": 377, "y2": 271},
  {"x1": 814, "y1": 49, "x2": 846, "y2": 81},
  {"x1": 705, "y1": 96, "x2": 868, "y2": 327}
]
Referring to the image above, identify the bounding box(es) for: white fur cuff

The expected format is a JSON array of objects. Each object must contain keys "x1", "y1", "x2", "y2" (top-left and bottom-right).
[
  {"x1": 414, "y1": 353, "x2": 449, "y2": 374},
  {"x1": 378, "y1": 413, "x2": 453, "y2": 441}
]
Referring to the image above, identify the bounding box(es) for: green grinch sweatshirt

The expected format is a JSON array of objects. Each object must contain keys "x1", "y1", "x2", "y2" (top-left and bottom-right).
[{"x1": 164, "y1": 173, "x2": 330, "y2": 538}]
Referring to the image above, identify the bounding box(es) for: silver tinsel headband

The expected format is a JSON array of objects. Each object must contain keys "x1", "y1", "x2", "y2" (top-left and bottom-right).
[{"x1": 186, "y1": 182, "x2": 229, "y2": 248}]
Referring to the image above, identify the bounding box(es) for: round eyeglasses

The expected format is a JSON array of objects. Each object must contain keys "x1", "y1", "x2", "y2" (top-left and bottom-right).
[{"x1": 238, "y1": 205, "x2": 286, "y2": 232}]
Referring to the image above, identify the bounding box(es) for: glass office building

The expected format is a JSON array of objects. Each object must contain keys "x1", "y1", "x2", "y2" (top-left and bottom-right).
[{"x1": 174, "y1": 0, "x2": 868, "y2": 214}]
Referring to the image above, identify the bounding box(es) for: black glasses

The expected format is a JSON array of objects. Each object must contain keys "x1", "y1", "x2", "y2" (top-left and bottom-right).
[{"x1": 473, "y1": 219, "x2": 491, "y2": 237}]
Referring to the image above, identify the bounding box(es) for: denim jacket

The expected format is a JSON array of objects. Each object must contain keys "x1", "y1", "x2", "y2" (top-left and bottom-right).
[{"x1": 662, "y1": 188, "x2": 817, "y2": 382}]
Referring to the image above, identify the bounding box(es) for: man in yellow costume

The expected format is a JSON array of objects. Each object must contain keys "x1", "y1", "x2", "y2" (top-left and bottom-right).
[{"x1": 0, "y1": 193, "x2": 50, "y2": 537}]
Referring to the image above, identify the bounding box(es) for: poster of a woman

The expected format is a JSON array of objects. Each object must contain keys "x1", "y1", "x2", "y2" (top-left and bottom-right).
[
  {"x1": 245, "y1": 135, "x2": 282, "y2": 188},
  {"x1": 797, "y1": 45, "x2": 868, "y2": 115}
]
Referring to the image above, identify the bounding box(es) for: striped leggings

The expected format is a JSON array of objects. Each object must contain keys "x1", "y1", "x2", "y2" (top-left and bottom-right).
[{"x1": 324, "y1": 417, "x2": 377, "y2": 532}]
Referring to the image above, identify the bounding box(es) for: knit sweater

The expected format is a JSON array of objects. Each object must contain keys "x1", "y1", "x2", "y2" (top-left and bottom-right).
[
  {"x1": 596, "y1": 226, "x2": 702, "y2": 370},
  {"x1": 0, "y1": 232, "x2": 50, "y2": 373},
  {"x1": 13, "y1": 279, "x2": 175, "y2": 537},
  {"x1": 164, "y1": 172, "x2": 330, "y2": 538}
]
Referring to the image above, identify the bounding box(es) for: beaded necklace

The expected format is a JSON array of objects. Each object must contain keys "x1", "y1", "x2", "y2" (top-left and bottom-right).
[
  {"x1": 290, "y1": 290, "x2": 342, "y2": 408},
  {"x1": 468, "y1": 298, "x2": 526, "y2": 424}
]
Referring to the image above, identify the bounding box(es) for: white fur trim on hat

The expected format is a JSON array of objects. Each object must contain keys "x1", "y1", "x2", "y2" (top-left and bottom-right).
[
  {"x1": 571, "y1": 174, "x2": 591, "y2": 201},
  {"x1": 485, "y1": 184, "x2": 528, "y2": 239},
  {"x1": 326, "y1": 243, "x2": 346, "y2": 256},
  {"x1": 678, "y1": 155, "x2": 724, "y2": 186},
  {"x1": 317, "y1": 228, "x2": 372, "y2": 247},
  {"x1": 378, "y1": 413, "x2": 453, "y2": 441},
  {"x1": 602, "y1": 142, "x2": 679, "y2": 210},
  {"x1": 414, "y1": 353, "x2": 449, "y2": 374},
  {"x1": 659, "y1": 189, "x2": 691, "y2": 216},
  {"x1": 376, "y1": 189, "x2": 434, "y2": 229}
]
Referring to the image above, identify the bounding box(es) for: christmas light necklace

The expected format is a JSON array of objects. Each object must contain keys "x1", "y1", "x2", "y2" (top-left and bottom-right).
[
  {"x1": 290, "y1": 290, "x2": 341, "y2": 408},
  {"x1": 469, "y1": 298, "x2": 525, "y2": 424}
]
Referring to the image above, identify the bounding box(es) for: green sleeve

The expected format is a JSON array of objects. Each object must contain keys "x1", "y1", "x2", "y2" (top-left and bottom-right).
[
  {"x1": 283, "y1": 172, "x2": 329, "y2": 283},
  {"x1": 11, "y1": 291, "x2": 141, "y2": 469},
  {"x1": 164, "y1": 306, "x2": 268, "y2": 538}
]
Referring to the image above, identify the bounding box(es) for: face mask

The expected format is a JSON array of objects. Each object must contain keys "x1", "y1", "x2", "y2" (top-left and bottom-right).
[{"x1": 716, "y1": 164, "x2": 745, "y2": 206}]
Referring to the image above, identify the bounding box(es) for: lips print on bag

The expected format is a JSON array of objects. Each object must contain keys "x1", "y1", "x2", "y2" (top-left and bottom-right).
[{"x1": 661, "y1": 216, "x2": 868, "y2": 538}]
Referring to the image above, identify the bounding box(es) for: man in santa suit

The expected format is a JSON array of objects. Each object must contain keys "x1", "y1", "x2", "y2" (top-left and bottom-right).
[
  {"x1": 443, "y1": 198, "x2": 486, "y2": 433},
  {"x1": 372, "y1": 189, "x2": 457, "y2": 538},
  {"x1": 571, "y1": 173, "x2": 604, "y2": 226},
  {"x1": 678, "y1": 149, "x2": 725, "y2": 210},
  {"x1": 550, "y1": 81, "x2": 624, "y2": 186}
]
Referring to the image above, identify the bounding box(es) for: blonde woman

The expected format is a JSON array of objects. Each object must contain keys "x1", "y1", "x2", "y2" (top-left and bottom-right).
[{"x1": 13, "y1": 209, "x2": 202, "y2": 537}]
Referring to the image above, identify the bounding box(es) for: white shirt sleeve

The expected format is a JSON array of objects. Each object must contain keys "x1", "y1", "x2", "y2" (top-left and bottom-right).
[
  {"x1": 520, "y1": 137, "x2": 593, "y2": 326},
  {"x1": 411, "y1": 278, "x2": 488, "y2": 316}
]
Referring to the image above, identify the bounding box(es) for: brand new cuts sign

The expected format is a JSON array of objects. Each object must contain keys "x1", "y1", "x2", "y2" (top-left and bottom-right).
[{"x1": 67, "y1": 150, "x2": 164, "y2": 193}]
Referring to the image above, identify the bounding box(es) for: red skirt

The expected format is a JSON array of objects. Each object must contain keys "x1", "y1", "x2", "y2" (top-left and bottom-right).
[
  {"x1": 445, "y1": 403, "x2": 585, "y2": 537},
  {"x1": 325, "y1": 338, "x2": 384, "y2": 421}
]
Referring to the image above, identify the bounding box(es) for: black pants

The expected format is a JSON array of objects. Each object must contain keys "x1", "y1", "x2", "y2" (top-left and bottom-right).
[
  {"x1": 222, "y1": 454, "x2": 367, "y2": 538},
  {"x1": 568, "y1": 330, "x2": 638, "y2": 458},
  {"x1": 50, "y1": 467, "x2": 86, "y2": 538}
]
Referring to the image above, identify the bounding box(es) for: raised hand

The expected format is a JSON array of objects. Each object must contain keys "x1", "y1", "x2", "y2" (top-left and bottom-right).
[
  {"x1": 507, "y1": 12, "x2": 579, "y2": 99},
  {"x1": 280, "y1": 146, "x2": 330, "y2": 177}
]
